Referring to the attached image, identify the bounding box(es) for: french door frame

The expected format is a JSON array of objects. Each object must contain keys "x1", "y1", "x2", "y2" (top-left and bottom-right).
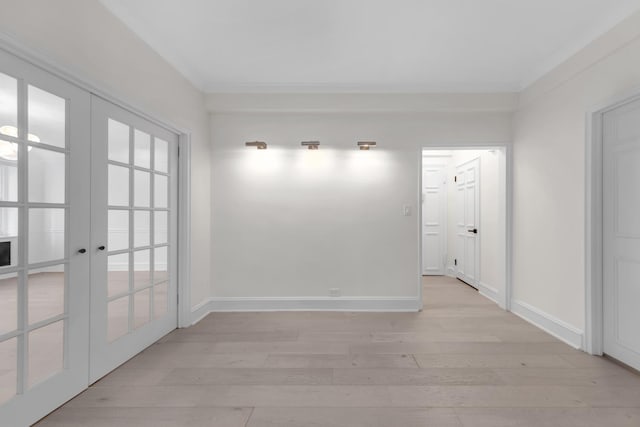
[
  {"x1": 585, "y1": 89, "x2": 640, "y2": 355},
  {"x1": 0, "y1": 38, "x2": 193, "y2": 329},
  {"x1": 0, "y1": 36, "x2": 194, "y2": 424}
]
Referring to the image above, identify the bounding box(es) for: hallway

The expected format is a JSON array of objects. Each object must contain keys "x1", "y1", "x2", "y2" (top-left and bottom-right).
[{"x1": 38, "y1": 276, "x2": 640, "y2": 426}]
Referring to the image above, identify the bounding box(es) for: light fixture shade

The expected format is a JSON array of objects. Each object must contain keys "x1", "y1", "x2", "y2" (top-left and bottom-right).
[
  {"x1": 245, "y1": 141, "x2": 267, "y2": 149},
  {"x1": 357, "y1": 141, "x2": 377, "y2": 150},
  {"x1": 301, "y1": 141, "x2": 320, "y2": 150}
]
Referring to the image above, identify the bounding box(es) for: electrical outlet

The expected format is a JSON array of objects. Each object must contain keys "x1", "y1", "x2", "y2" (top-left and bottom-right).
[{"x1": 329, "y1": 288, "x2": 341, "y2": 297}]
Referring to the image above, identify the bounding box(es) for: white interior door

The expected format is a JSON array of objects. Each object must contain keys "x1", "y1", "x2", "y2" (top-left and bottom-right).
[
  {"x1": 455, "y1": 158, "x2": 479, "y2": 288},
  {"x1": 0, "y1": 50, "x2": 91, "y2": 426},
  {"x1": 603, "y1": 97, "x2": 640, "y2": 371},
  {"x1": 89, "y1": 97, "x2": 178, "y2": 382},
  {"x1": 422, "y1": 164, "x2": 446, "y2": 275}
]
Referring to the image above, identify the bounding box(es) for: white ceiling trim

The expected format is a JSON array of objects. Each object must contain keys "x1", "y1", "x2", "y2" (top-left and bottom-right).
[
  {"x1": 518, "y1": 3, "x2": 640, "y2": 90},
  {"x1": 205, "y1": 92, "x2": 518, "y2": 114},
  {"x1": 203, "y1": 81, "x2": 521, "y2": 94}
]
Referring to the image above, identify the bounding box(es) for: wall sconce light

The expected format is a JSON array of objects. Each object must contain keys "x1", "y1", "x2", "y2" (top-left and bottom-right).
[
  {"x1": 301, "y1": 141, "x2": 320, "y2": 150},
  {"x1": 245, "y1": 141, "x2": 267, "y2": 150},
  {"x1": 357, "y1": 141, "x2": 377, "y2": 150}
]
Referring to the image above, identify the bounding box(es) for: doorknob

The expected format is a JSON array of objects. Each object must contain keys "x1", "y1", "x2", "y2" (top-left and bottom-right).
[
  {"x1": 98, "y1": 245, "x2": 106, "y2": 251},
  {"x1": 468, "y1": 228, "x2": 478, "y2": 234},
  {"x1": 77, "y1": 248, "x2": 87, "y2": 254}
]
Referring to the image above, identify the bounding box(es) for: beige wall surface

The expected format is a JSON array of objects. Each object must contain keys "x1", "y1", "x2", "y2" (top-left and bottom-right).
[
  {"x1": 513, "y1": 11, "x2": 640, "y2": 330},
  {"x1": 210, "y1": 112, "x2": 510, "y2": 299}
]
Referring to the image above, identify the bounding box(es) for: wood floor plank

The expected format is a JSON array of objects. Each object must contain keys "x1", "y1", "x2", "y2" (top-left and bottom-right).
[
  {"x1": 36, "y1": 407, "x2": 252, "y2": 427},
  {"x1": 40, "y1": 276, "x2": 640, "y2": 426},
  {"x1": 160, "y1": 368, "x2": 334, "y2": 385},
  {"x1": 247, "y1": 407, "x2": 462, "y2": 427}
]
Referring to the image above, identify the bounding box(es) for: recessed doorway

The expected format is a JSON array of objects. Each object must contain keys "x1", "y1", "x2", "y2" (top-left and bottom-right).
[{"x1": 420, "y1": 147, "x2": 510, "y2": 308}]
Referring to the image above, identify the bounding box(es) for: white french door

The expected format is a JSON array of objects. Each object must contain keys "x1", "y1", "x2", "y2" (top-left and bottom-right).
[
  {"x1": 455, "y1": 158, "x2": 479, "y2": 288},
  {"x1": 1, "y1": 48, "x2": 181, "y2": 424},
  {"x1": 0, "y1": 50, "x2": 91, "y2": 426},
  {"x1": 603, "y1": 97, "x2": 640, "y2": 371},
  {"x1": 89, "y1": 97, "x2": 178, "y2": 383}
]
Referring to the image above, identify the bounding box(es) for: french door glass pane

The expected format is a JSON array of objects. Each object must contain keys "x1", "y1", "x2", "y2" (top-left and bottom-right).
[
  {"x1": 133, "y1": 249, "x2": 150, "y2": 288},
  {"x1": 28, "y1": 320, "x2": 64, "y2": 388},
  {"x1": 108, "y1": 296, "x2": 129, "y2": 342},
  {"x1": 28, "y1": 208, "x2": 65, "y2": 264},
  {"x1": 154, "y1": 246, "x2": 167, "y2": 283},
  {"x1": 0, "y1": 208, "x2": 19, "y2": 268},
  {"x1": 28, "y1": 85, "x2": 65, "y2": 148},
  {"x1": 154, "y1": 174, "x2": 168, "y2": 208},
  {"x1": 108, "y1": 164, "x2": 129, "y2": 206},
  {"x1": 133, "y1": 210, "x2": 150, "y2": 248},
  {"x1": 0, "y1": 147, "x2": 18, "y2": 200},
  {"x1": 0, "y1": 272, "x2": 18, "y2": 334},
  {"x1": 154, "y1": 211, "x2": 168, "y2": 245},
  {"x1": 134, "y1": 129, "x2": 151, "y2": 169},
  {"x1": 28, "y1": 266, "x2": 65, "y2": 325},
  {"x1": 107, "y1": 210, "x2": 129, "y2": 252},
  {"x1": 0, "y1": 337, "x2": 17, "y2": 405},
  {"x1": 107, "y1": 253, "x2": 129, "y2": 297},
  {"x1": 28, "y1": 147, "x2": 66, "y2": 203},
  {"x1": 108, "y1": 119, "x2": 129, "y2": 164},
  {"x1": 134, "y1": 288, "x2": 150, "y2": 329},
  {"x1": 134, "y1": 170, "x2": 150, "y2": 207},
  {"x1": 154, "y1": 138, "x2": 168, "y2": 173},
  {"x1": 0, "y1": 73, "x2": 17, "y2": 136}
]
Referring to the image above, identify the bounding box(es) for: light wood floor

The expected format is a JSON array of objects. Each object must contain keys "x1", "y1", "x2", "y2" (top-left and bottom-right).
[{"x1": 37, "y1": 276, "x2": 640, "y2": 426}]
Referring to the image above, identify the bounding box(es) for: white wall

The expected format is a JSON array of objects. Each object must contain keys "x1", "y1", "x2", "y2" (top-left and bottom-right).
[
  {"x1": 210, "y1": 112, "x2": 510, "y2": 302},
  {"x1": 0, "y1": 0, "x2": 211, "y2": 309},
  {"x1": 513, "y1": 11, "x2": 640, "y2": 332}
]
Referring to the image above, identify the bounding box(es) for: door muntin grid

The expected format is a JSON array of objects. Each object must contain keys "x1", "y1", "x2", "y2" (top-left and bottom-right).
[
  {"x1": 106, "y1": 118, "x2": 172, "y2": 342},
  {"x1": 0, "y1": 73, "x2": 70, "y2": 404}
]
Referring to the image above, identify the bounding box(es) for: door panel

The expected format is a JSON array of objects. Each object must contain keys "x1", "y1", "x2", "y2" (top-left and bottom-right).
[
  {"x1": 90, "y1": 96, "x2": 178, "y2": 383},
  {"x1": 603, "y1": 98, "x2": 640, "y2": 370},
  {"x1": 422, "y1": 165, "x2": 446, "y2": 275},
  {"x1": 0, "y1": 49, "x2": 91, "y2": 427},
  {"x1": 455, "y1": 158, "x2": 479, "y2": 288}
]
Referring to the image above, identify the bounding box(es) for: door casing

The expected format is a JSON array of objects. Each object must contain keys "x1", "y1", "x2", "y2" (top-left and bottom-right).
[
  {"x1": 418, "y1": 144, "x2": 512, "y2": 311},
  {"x1": 586, "y1": 90, "x2": 640, "y2": 356}
]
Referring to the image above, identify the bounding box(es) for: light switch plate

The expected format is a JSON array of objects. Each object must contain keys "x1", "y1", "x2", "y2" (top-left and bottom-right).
[{"x1": 402, "y1": 204, "x2": 412, "y2": 216}]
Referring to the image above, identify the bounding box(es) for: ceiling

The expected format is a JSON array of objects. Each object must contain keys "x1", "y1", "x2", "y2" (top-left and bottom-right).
[{"x1": 100, "y1": 0, "x2": 640, "y2": 93}]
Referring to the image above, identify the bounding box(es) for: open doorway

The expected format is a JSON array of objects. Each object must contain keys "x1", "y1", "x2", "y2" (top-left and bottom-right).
[{"x1": 420, "y1": 147, "x2": 509, "y2": 308}]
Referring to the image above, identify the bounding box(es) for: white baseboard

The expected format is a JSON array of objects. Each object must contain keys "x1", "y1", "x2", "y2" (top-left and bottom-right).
[
  {"x1": 478, "y1": 281, "x2": 500, "y2": 304},
  {"x1": 188, "y1": 299, "x2": 211, "y2": 326},
  {"x1": 510, "y1": 299, "x2": 584, "y2": 349},
  {"x1": 207, "y1": 296, "x2": 421, "y2": 312}
]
